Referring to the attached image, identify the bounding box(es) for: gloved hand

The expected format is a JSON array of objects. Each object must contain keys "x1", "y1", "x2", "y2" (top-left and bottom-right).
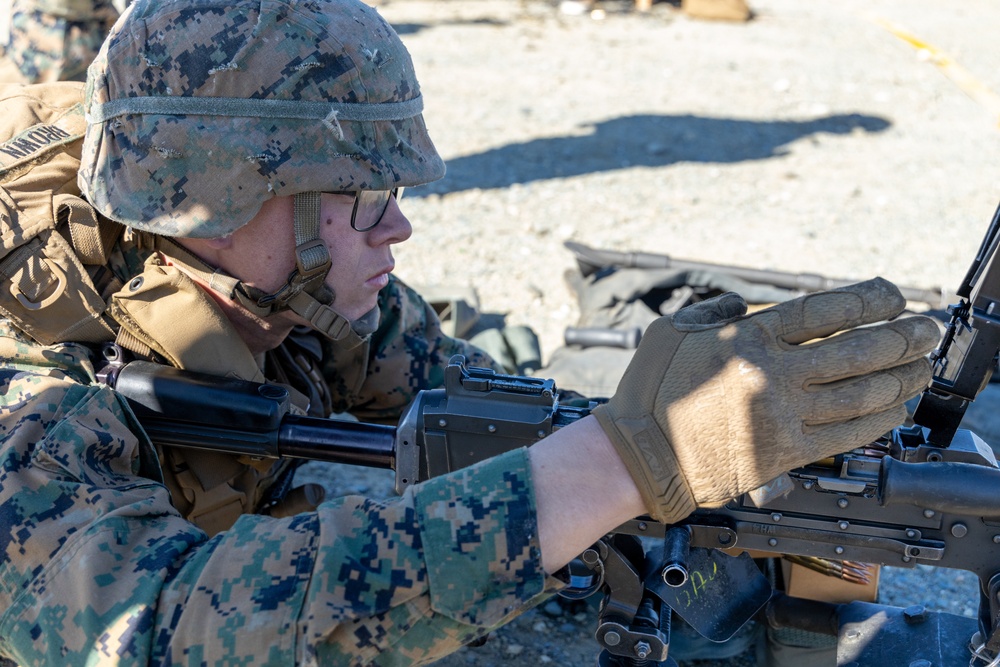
[{"x1": 592, "y1": 277, "x2": 939, "y2": 524}]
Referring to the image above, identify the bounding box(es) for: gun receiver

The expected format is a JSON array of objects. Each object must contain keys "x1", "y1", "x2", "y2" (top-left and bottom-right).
[{"x1": 105, "y1": 361, "x2": 1000, "y2": 666}]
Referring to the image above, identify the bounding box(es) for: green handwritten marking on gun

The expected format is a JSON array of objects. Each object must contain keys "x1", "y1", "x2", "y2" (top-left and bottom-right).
[
  {"x1": 644, "y1": 548, "x2": 770, "y2": 643},
  {"x1": 671, "y1": 561, "x2": 718, "y2": 609}
]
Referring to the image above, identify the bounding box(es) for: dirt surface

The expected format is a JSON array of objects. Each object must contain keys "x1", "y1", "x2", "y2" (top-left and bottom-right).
[{"x1": 298, "y1": 0, "x2": 1000, "y2": 664}]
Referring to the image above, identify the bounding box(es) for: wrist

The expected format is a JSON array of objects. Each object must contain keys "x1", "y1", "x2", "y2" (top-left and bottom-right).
[
  {"x1": 581, "y1": 415, "x2": 648, "y2": 520},
  {"x1": 592, "y1": 405, "x2": 696, "y2": 525},
  {"x1": 528, "y1": 415, "x2": 645, "y2": 572}
]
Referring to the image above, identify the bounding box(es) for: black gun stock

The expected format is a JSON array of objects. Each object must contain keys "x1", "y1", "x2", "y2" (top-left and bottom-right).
[{"x1": 106, "y1": 359, "x2": 398, "y2": 469}]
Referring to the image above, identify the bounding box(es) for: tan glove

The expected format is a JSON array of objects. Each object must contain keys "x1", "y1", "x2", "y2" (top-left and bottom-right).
[{"x1": 592, "y1": 277, "x2": 940, "y2": 524}]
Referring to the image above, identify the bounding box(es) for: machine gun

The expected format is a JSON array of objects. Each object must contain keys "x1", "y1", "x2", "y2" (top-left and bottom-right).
[{"x1": 103, "y1": 202, "x2": 1000, "y2": 667}]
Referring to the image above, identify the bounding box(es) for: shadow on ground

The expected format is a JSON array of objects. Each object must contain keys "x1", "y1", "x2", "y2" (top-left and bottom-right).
[
  {"x1": 391, "y1": 17, "x2": 508, "y2": 36},
  {"x1": 407, "y1": 112, "x2": 890, "y2": 197}
]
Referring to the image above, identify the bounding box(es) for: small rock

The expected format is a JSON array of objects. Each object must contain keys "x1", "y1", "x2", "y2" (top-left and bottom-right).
[
  {"x1": 542, "y1": 601, "x2": 563, "y2": 617},
  {"x1": 558, "y1": 0, "x2": 590, "y2": 15},
  {"x1": 506, "y1": 643, "x2": 525, "y2": 656}
]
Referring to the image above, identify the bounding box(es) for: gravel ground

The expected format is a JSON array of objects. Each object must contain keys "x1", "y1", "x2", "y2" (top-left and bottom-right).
[{"x1": 298, "y1": 0, "x2": 1000, "y2": 664}]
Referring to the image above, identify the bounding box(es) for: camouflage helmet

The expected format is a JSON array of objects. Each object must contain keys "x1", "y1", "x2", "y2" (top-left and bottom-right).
[{"x1": 78, "y1": 0, "x2": 445, "y2": 239}]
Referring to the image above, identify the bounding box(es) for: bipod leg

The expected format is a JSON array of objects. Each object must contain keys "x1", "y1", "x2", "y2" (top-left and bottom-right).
[
  {"x1": 970, "y1": 574, "x2": 1000, "y2": 666},
  {"x1": 589, "y1": 535, "x2": 673, "y2": 666}
]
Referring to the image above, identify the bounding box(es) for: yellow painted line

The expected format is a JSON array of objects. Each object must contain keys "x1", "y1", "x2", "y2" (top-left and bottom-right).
[{"x1": 867, "y1": 14, "x2": 1000, "y2": 126}]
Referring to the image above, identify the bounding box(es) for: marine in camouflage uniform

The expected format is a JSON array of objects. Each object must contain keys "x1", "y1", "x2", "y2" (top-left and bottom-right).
[
  {"x1": 0, "y1": 0, "x2": 561, "y2": 663},
  {"x1": 0, "y1": 0, "x2": 944, "y2": 663},
  {"x1": 0, "y1": 309, "x2": 552, "y2": 666}
]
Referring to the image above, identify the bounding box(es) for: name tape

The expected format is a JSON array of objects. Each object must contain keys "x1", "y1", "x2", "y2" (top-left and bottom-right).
[{"x1": 0, "y1": 103, "x2": 86, "y2": 173}]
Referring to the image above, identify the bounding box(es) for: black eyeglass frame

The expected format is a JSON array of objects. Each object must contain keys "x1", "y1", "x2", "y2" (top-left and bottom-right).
[{"x1": 349, "y1": 188, "x2": 401, "y2": 232}]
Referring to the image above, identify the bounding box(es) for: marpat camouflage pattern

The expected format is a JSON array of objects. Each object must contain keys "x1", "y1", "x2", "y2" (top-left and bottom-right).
[
  {"x1": 79, "y1": 0, "x2": 446, "y2": 239},
  {"x1": 0, "y1": 0, "x2": 120, "y2": 83},
  {"x1": 0, "y1": 267, "x2": 558, "y2": 665},
  {"x1": 0, "y1": 0, "x2": 560, "y2": 661}
]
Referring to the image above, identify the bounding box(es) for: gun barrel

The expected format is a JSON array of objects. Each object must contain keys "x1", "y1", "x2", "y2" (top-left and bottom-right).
[{"x1": 279, "y1": 415, "x2": 396, "y2": 468}]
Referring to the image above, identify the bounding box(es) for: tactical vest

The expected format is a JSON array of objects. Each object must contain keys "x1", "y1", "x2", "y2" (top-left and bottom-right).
[{"x1": 0, "y1": 81, "x2": 325, "y2": 535}]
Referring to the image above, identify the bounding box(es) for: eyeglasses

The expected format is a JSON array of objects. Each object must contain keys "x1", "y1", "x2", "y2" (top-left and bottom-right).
[{"x1": 350, "y1": 188, "x2": 401, "y2": 231}]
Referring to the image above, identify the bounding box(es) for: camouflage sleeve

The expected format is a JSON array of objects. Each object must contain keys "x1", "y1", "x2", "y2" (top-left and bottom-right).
[
  {"x1": 0, "y1": 327, "x2": 560, "y2": 666},
  {"x1": 324, "y1": 274, "x2": 503, "y2": 422}
]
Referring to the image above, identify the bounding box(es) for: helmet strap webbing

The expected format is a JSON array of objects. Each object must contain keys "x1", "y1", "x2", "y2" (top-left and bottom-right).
[
  {"x1": 235, "y1": 192, "x2": 356, "y2": 342},
  {"x1": 153, "y1": 192, "x2": 358, "y2": 343}
]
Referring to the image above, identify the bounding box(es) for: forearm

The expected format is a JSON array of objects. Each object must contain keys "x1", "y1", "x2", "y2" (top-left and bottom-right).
[{"x1": 529, "y1": 415, "x2": 646, "y2": 573}]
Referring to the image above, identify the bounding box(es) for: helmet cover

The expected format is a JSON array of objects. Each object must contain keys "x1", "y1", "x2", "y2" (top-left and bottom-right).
[{"x1": 78, "y1": 0, "x2": 445, "y2": 238}]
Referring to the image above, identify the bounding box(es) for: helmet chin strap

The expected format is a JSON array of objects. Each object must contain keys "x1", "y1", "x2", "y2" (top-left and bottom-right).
[
  {"x1": 152, "y1": 192, "x2": 367, "y2": 347},
  {"x1": 233, "y1": 192, "x2": 363, "y2": 345}
]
